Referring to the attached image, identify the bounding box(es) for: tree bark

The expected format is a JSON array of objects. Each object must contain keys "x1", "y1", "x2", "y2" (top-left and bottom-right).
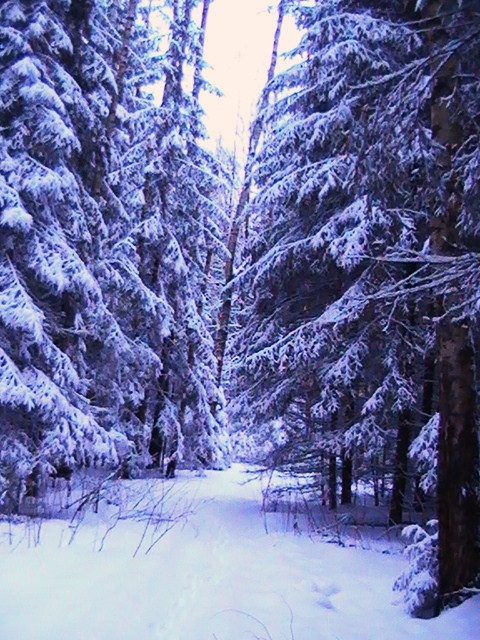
[
  {"x1": 304, "y1": 386, "x2": 314, "y2": 443},
  {"x1": 198, "y1": 249, "x2": 213, "y2": 318},
  {"x1": 437, "y1": 321, "x2": 478, "y2": 602},
  {"x1": 341, "y1": 450, "x2": 352, "y2": 505},
  {"x1": 426, "y1": 0, "x2": 479, "y2": 605},
  {"x1": 372, "y1": 457, "x2": 380, "y2": 507},
  {"x1": 328, "y1": 414, "x2": 338, "y2": 511}
]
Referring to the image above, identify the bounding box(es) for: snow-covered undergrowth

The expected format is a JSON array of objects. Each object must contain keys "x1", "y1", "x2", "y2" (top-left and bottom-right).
[
  {"x1": 258, "y1": 469, "x2": 424, "y2": 554},
  {"x1": 0, "y1": 465, "x2": 478, "y2": 640}
]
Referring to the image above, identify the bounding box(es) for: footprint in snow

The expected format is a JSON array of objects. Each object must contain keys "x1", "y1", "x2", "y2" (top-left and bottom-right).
[{"x1": 312, "y1": 580, "x2": 340, "y2": 610}]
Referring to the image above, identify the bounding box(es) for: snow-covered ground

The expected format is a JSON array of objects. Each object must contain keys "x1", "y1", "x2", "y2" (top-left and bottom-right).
[{"x1": 0, "y1": 464, "x2": 478, "y2": 640}]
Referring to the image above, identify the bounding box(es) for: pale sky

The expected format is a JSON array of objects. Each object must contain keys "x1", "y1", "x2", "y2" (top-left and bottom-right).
[{"x1": 200, "y1": 0, "x2": 298, "y2": 153}]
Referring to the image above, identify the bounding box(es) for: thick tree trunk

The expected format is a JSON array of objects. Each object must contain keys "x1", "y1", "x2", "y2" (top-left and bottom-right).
[
  {"x1": 437, "y1": 322, "x2": 479, "y2": 601},
  {"x1": 425, "y1": 0, "x2": 480, "y2": 605}
]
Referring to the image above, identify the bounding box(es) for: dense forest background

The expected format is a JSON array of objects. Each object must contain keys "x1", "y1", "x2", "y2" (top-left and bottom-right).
[{"x1": 0, "y1": 0, "x2": 479, "y2": 618}]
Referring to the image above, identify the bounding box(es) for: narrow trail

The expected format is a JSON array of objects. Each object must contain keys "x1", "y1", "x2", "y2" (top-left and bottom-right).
[
  {"x1": 0, "y1": 465, "x2": 478, "y2": 640},
  {"x1": 142, "y1": 466, "x2": 480, "y2": 640}
]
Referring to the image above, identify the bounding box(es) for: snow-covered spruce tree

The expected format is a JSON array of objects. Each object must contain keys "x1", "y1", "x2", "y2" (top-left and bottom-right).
[
  {"x1": 394, "y1": 519, "x2": 439, "y2": 618},
  {"x1": 70, "y1": 0, "x2": 172, "y2": 476},
  {"x1": 0, "y1": 0, "x2": 231, "y2": 504},
  {"x1": 0, "y1": 0, "x2": 124, "y2": 509},
  {"x1": 233, "y1": 0, "x2": 480, "y2": 613},
  {"x1": 108, "y1": 0, "x2": 231, "y2": 471},
  {"x1": 156, "y1": 0, "x2": 231, "y2": 469},
  {"x1": 62, "y1": 0, "x2": 231, "y2": 473},
  {"x1": 214, "y1": 0, "x2": 287, "y2": 390},
  {"x1": 232, "y1": 0, "x2": 431, "y2": 512}
]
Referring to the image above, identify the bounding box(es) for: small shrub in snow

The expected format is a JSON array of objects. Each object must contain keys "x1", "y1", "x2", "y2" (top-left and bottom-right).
[{"x1": 394, "y1": 520, "x2": 438, "y2": 618}]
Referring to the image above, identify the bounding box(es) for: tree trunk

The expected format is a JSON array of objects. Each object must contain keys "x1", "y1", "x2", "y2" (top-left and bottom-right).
[
  {"x1": 426, "y1": 0, "x2": 480, "y2": 605},
  {"x1": 93, "y1": 0, "x2": 138, "y2": 198},
  {"x1": 341, "y1": 450, "x2": 352, "y2": 505},
  {"x1": 162, "y1": 0, "x2": 194, "y2": 108},
  {"x1": 329, "y1": 454, "x2": 337, "y2": 511},
  {"x1": 215, "y1": 215, "x2": 240, "y2": 385},
  {"x1": 192, "y1": 0, "x2": 212, "y2": 101},
  {"x1": 437, "y1": 322, "x2": 478, "y2": 600},
  {"x1": 380, "y1": 444, "x2": 387, "y2": 500},
  {"x1": 388, "y1": 413, "x2": 411, "y2": 526},
  {"x1": 341, "y1": 397, "x2": 354, "y2": 505},
  {"x1": 414, "y1": 352, "x2": 436, "y2": 512},
  {"x1": 198, "y1": 249, "x2": 213, "y2": 317},
  {"x1": 304, "y1": 387, "x2": 313, "y2": 443},
  {"x1": 214, "y1": 0, "x2": 285, "y2": 385},
  {"x1": 372, "y1": 458, "x2": 380, "y2": 507},
  {"x1": 328, "y1": 414, "x2": 338, "y2": 511}
]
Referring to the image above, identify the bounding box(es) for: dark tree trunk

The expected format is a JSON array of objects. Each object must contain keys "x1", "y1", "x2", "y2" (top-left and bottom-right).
[
  {"x1": 425, "y1": 0, "x2": 480, "y2": 606},
  {"x1": 380, "y1": 444, "x2": 387, "y2": 500},
  {"x1": 328, "y1": 414, "x2": 338, "y2": 511},
  {"x1": 192, "y1": 0, "x2": 212, "y2": 101},
  {"x1": 388, "y1": 413, "x2": 411, "y2": 526},
  {"x1": 148, "y1": 425, "x2": 165, "y2": 468},
  {"x1": 329, "y1": 454, "x2": 337, "y2": 511},
  {"x1": 414, "y1": 352, "x2": 436, "y2": 512},
  {"x1": 372, "y1": 458, "x2": 380, "y2": 507},
  {"x1": 341, "y1": 397, "x2": 354, "y2": 505},
  {"x1": 341, "y1": 450, "x2": 352, "y2": 505},
  {"x1": 437, "y1": 322, "x2": 479, "y2": 602}
]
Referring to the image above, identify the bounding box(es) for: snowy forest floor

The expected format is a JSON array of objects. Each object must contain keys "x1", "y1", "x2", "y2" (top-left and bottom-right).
[{"x1": 0, "y1": 464, "x2": 478, "y2": 640}]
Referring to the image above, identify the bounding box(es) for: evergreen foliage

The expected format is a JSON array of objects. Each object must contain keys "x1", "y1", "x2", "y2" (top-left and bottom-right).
[
  {"x1": 0, "y1": 0, "x2": 230, "y2": 509},
  {"x1": 231, "y1": 0, "x2": 480, "y2": 615},
  {"x1": 1, "y1": 0, "x2": 479, "y2": 619}
]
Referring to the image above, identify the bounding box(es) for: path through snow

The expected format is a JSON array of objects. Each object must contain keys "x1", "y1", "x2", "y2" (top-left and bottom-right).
[{"x1": 0, "y1": 464, "x2": 478, "y2": 640}]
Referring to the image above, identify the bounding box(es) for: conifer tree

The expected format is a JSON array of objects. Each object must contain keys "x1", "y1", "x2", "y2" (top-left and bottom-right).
[
  {"x1": 0, "y1": 0, "x2": 122, "y2": 507},
  {"x1": 233, "y1": 0, "x2": 427, "y2": 501},
  {"x1": 110, "y1": 0, "x2": 231, "y2": 470},
  {"x1": 233, "y1": 0, "x2": 480, "y2": 613}
]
